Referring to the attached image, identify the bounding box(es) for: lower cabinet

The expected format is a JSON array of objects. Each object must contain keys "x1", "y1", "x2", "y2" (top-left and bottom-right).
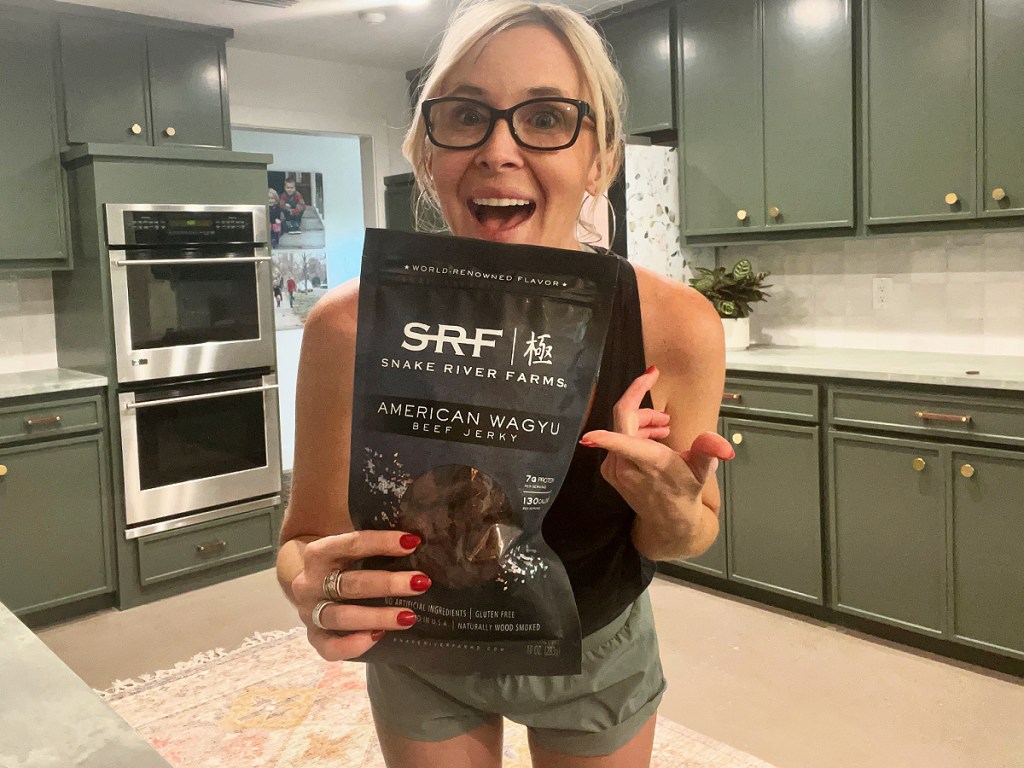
[
  {"x1": 829, "y1": 433, "x2": 947, "y2": 636},
  {"x1": 0, "y1": 434, "x2": 114, "y2": 615}
]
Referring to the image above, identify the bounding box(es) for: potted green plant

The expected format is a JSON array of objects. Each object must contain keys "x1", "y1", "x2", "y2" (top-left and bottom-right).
[{"x1": 688, "y1": 259, "x2": 771, "y2": 350}]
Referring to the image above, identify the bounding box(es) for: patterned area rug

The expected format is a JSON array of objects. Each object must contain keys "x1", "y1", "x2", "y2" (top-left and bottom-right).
[{"x1": 100, "y1": 628, "x2": 775, "y2": 767}]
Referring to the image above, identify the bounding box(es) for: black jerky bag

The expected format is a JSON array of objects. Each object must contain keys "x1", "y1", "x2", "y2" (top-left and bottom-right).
[{"x1": 349, "y1": 228, "x2": 619, "y2": 675}]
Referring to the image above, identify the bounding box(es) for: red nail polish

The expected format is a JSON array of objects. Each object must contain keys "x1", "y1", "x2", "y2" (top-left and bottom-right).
[
  {"x1": 399, "y1": 534, "x2": 421, "y2": 550},
  {"x1": 645, "y1": 365, "x2": 657, "y2": 375},
  {"x1": 410, "y1": 574, "x2": 431, "y2": 592},
  {"x1": 371, "y1": 630, "x2": 385, "y2": 641},
  {"x1": 397, "y1": 610, "x2": 418, "y2": 627},
  {"x1": 579, "y1": 438, "x2": 597, "y2": 447}
]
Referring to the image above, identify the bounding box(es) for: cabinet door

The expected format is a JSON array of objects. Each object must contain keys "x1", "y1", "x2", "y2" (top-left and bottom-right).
[
  {"x1": 148, "y1": 31, "x2": 228, "y2": 148},
  {"x1": 980, "y1": 0, "x2": 1024, "y2": 218},
  {"x1": 384, "y1": 175, "x2": 416, "y2": 232},
  {"x1": 0, "y1": 436, "x2": 113, "y2": 615},
  {"x1": 762, "y1": 0, "x2": 853, "y2": 230},
  {"x1": 725, "y1": 418, "x2": 823, "y2": 603},
  {"x1": 680, "y1": 0, "x2": 764, "y2": 235},
  {"x1": 602, "y1": 4, "x2": 674, "y2": 135},
  {"x1": 864, "y1": 0, "x2": 976, "y2": 223},
  {"x1": 59, "y1": 16, "x2": 150, "y2": 145},
  {"x1": 950, "y1": 449, "x2": 1024, "y2": 658},
  {"x1": 668, "y1": 417, "x2": 728, "y2": 577},
  {"x1": 829, "y1": 433, "x2": 946, "y2": 636},
  {"x1": 0, "y1": 11, "x2": 69, "y2": 268}
]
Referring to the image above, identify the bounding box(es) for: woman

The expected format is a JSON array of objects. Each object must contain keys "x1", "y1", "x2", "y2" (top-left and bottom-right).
[{"x1": 276, "y1": 1, "x2": 733, "y2": 766}]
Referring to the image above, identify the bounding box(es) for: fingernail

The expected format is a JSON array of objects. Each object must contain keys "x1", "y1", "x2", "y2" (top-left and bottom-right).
[
  {"x1": 645, "y1": 365, "x2": 657, "y2": 375},
  {"x1": 397, "y1": 610, "x2": 418, "y2": 627},
  {"x1": 579, "y1": 438, "x2": 598, "y2": 447},
  {"x1": 709, "y1": 458, "x2": 720, "y2": 474},
  {"x1": 371, "y1": 630, "x2": 386, "y2": 641},
  {"x1": 399, "y1": 534, "x2": 421, "y2": 550},
  {"x1": 410, "y1": 574, "x2": 431, "y2": 592}
]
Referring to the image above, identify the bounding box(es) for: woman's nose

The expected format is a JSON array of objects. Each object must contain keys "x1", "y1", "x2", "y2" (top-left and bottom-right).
[{"x1": 475, "y1": 117, "x2": 524, "y2": 169}]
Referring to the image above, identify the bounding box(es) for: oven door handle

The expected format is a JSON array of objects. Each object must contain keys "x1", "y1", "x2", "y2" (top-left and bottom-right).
[
  {"x1": 125, "y1": 384, "x2": 279, "y2": 410},
  {"x1": 114, "y1": 256, "x2": 272, "y2": 266}
]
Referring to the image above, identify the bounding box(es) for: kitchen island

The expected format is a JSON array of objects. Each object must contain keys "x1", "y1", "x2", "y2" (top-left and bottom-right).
[{"x1": 0, "y1": 600, "x2": 170, "y2": 767}]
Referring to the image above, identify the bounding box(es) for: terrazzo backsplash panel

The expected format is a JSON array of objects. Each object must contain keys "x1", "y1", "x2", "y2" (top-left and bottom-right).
[
  {"x1": 0, "y1": 277, "x2": 58, "y2": 374},
  {"x1": 723, "y1": 231, "x2": 1024, "y2": 356},
  {"x1": 624, "y1": 144, "x2": 714, "y2": 280}
]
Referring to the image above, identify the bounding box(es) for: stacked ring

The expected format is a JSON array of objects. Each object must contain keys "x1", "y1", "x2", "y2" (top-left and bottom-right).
[
  {"x1": 323, "y1": 569, "x2": 344, "y2": 601},
  {"x1": 311, "y1": 599, "x2": 333, "y2": 630}
]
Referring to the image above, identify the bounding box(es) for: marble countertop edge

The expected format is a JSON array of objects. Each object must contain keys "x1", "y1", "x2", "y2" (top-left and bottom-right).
[{"x1": 0, "y1": 369, "x2": 109, "y2": 400}]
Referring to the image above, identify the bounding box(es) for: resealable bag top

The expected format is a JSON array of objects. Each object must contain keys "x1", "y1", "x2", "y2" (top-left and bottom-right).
[{"x1": 350, "y1": 228, "x2": 619, "y2": 675}]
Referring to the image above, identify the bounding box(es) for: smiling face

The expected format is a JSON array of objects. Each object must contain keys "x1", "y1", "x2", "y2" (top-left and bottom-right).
[
  {"x1": 427, "y1": 25, "x2": 603, "y2": 251},
  {"x1": 284, "y1": 181, "x2": 296, "y2": 195}
]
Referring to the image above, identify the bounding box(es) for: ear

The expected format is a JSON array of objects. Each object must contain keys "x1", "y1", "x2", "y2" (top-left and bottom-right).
[{"x1": 585, "y1": 147, "x2": 606, "y2": 197}]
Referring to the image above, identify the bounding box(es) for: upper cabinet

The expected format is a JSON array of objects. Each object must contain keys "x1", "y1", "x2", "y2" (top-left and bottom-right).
[
  {"x1": 0, "y1": 8, "x2": 70, "y2": 270},
  {"x1": 679, "y1": 0, "x2": 854, "y2": 237},
  {"x1": 601, "y1": 3, "x2": 676, "y2": 136},
  {"x1": 864, "y1": 0, "x2": 1024, "y2": 225},
  {"x1": 59, "y1": 15, "x2": 231, "y2": 149}
]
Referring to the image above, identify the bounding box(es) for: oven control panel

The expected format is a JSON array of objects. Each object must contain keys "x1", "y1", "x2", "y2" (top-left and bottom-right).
[{"x1": 105, "y1": 205, "x2": 265, "y2": 246}]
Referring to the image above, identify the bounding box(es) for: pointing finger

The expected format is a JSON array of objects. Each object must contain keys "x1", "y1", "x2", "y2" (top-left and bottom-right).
[{"x1": 612, "y1": 366, "x2": 659, "y2": 435}]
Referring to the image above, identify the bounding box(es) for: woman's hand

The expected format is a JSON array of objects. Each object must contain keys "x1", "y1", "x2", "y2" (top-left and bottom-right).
[
  {"x1": 290, "y1": 530, "x2": 430, "y2": 661},
  {"x1": 580, "y1": 366, "x2": 734, "y2": 547}
]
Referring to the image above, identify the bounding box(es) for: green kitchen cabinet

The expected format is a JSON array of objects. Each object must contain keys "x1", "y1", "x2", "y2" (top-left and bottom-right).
[
  {"x1": 950, "y1": 448, "x2": 1024, "y2": 658},
  {"x1": 0, "y1": 8, "x2": 70, "y2": 270},
  {"x1": 384, "y1": 172, "x2": 446, "y2": 233},
  {"x1": 724, "y1": 417, "x2": 823, "y2": 603},
  {"x1": 600, "y1": 3, "x2": 675, "y2": 135},
  {"x1": 979, "y1": 0, "x2": 1024, "y2": 218},
  {"x1": 679, "y1": 0, "x2": 764, "y2": 235},
  {"x1": 59, "y1": 15, "x2": 230, "y2": 148},
  {"x1": 829, "y1": 433, "x2": 947, "y2": 636},
  {"x1": 0, "y1": 433, "x2": 114, "y2": 617},
  {"x1": 680, "y1": 0, "x2": 853, "y2": 237},
  {"x1": 147, "y1": 30, "x2": 230, "y2": 148},
  {"x1": 669, "y1": 418, "x2": 727, "y2": 577},
  {"x1": 863, "y1": 0, "x2": 977, "y2": 224}
]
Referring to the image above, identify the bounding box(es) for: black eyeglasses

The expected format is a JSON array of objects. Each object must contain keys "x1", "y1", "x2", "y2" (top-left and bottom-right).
[{"x1": 422, "y1": 97, "x2": 593, "y2": 151}]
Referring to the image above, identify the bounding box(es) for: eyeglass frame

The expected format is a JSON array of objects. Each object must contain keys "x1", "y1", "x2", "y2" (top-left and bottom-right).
[{"x1": 421, "y1": 96, "x2": 594, "y2": 152}]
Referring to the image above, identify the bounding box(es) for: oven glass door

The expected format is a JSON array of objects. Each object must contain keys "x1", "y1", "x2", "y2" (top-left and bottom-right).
[
  {"x1": 119, "y1": 374, "x2": 282, "y2": 528},
  {"x1": 109, "y1": 247, "x2": 275, "y2": 383}
]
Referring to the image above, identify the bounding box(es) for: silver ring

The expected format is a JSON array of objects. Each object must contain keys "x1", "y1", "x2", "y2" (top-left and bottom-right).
[
  {"x1": 311, "y1": 599, "x2": 333, "y2": 631},
  {"x1": 323, "y1": 569, "x2": 344, "y2": 601}
]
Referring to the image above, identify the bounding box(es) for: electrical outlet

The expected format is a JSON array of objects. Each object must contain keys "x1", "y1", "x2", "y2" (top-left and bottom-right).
[{"x1": 872, "y1": 277, "x2": 893, "y2": 310}]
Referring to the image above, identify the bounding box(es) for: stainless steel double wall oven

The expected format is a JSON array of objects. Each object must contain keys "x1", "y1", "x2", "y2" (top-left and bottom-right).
[{"x1": 106, "y1": 204, "x2": 282, "y2": 537}]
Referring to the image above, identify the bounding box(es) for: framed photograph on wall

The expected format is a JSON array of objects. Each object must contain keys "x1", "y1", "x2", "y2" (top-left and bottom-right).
[{"x1": 267, "y1": 170, "x2": 326, "y2": 250}]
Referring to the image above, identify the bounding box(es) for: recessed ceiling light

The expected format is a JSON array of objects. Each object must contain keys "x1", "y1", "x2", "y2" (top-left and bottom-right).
[
  {"x1": 228, "y1": 0, "x2": 299, "y2": 8},
  {"x1": 359, "y1": 10, "x2": 387, "y2": 23}
]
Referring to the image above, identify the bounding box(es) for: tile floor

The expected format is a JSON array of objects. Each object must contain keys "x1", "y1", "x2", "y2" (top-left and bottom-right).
[{"x1": 35, "y1": 571, "x2": 1024, "y2": 768}]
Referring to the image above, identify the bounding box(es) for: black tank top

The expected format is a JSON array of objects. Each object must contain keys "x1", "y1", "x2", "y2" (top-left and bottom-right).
[{"x1": 542, "y1": 255, "x2": 656, "y2": 637}]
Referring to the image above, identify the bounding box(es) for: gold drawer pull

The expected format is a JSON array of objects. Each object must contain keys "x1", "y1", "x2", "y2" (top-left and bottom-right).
[
  {"x1": 731, "y1": 433, "x2": 743, "y2": 445},
  {"x1": 196, "y1": 540, "x2": 227, "y2": 556},
  {"x1": 991, "y1": 187, "x2": 1007, "y2": 202},
  {"x1": 164, "y1": 126, "x2": 177, "y2": 137},
  {"x1": 736, "y1": 209, "x2": 748, "y2": 221},
  {"x1": 915, "y1": 411, "x2": 971, "y2": 424},
  {"x1": 769, "y1": 206, "x2": 781, "y2": 219},
  {"x1": 25, "y1": 415, "x2": 62, "y2": 428},
  {"x1": 912, "y1": 457, "x2": 926, "y2": 472},
  {"x1": 960, "y1": 464, "x2": 975, "y2": 479},
  {"x1": 944, "y1": 192, "x2": 959, "y2": 205},
  {"x1": 130, "y1": 122, "x2": 143, "y2": 135},
  {"x1": 722, "y1": 393, "x2": 743, "y2": 401},
  {"x1": 0, "y1": 465, "x2": 7, "y2": 477}
]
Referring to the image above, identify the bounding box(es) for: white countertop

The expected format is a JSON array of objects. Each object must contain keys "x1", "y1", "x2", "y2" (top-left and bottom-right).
[
  {"x1": 726, "y1": 346, "x2": 1024, "y2": 392},
  {"x1": 0, "y1": 369, "x2": 108, "y2": 400}
]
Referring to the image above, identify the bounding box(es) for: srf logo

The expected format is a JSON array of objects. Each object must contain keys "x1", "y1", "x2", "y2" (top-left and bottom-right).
[{"x1": 402, "y1": 322, "x2": 504, "y2": 358}]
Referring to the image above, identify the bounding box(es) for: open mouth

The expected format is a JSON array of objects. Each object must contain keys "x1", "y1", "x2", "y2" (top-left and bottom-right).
[{"x1": 470, "y1": 198, "x2": 536, "y2": 232}]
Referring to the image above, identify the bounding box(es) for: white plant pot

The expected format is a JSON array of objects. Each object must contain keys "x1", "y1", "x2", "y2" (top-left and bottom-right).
[{"x1": 722, "y1": 317, "x2": 750, "y2": 350}]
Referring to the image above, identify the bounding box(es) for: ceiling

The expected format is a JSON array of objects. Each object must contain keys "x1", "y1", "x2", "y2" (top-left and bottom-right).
[{"x1": 56, "y1": 0, "x2": 629, "y2": 72}]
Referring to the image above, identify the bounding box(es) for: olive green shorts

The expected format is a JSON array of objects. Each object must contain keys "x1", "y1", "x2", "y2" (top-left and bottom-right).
[{"x1": 366, "y1": 590, "x2": 666, "y2": 757}]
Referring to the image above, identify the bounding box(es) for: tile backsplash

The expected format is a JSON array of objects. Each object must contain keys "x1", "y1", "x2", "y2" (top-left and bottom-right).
[
  {"x1": 0, "y1": 277, "x2": 58, "y2": 374},
  {"x1": 724, "y1": 231, "x2": 1024, "y2": 356}
]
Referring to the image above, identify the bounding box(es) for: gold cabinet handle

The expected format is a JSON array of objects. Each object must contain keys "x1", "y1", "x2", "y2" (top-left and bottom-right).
[
  {"x1": 722, "y1": 392, "x2": 742, "y2": 401},
  {"x1": 960, "y1": 464, "x2": 975, "y2": 479},
  {"x1": 912, "y1": 457, "x2": 926, "y2": 472},
  {"x1": 736, "y1": 209, "x2": 748, "y2": 221},
  {"x1": 196, "y1": 539, "x2": 227, "y2": 556},
  {"x1": 769, "y1": 206, "x2": 781, "y2": 219},
  {"x1": 164, "y1": 126, "x2": 176, "y2": 137},
  {"x1": 130, "y1": 123, "x2": 143, "y2": 135},
  {"x1": 992, "y1": 187, "x2": 1007, "y2": 201},
  {"x1": 25, "y1": 414, "x2": 62, "y2": 428},
  {"x1": 944, "y1": 192, "x2": 959, "y2": 205},
  {"x1": 731, "y1": 433, "x2": 743, "y2": 445},
  {"x1": 0, "y1": 465, "x2": 7, "y2": 477},
  {"x1": 915, "y1": 410, "x2": 971, "y2": 424}
]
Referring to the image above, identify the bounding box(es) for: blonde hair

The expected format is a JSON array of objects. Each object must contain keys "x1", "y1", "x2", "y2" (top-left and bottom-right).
[{"x1": 403, "y1": 0, "x2": 626, "y2": 235}]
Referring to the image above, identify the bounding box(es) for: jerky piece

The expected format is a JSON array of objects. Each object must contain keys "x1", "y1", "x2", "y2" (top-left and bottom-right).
[{"x1": 397, "y1": 465, "x2": 521, "y2": 589}]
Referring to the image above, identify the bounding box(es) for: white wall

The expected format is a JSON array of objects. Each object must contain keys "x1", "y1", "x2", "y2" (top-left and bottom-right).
[
  {"x1": 726, "y1": 231, "x2": 1024, "y2": 356},
  {"x1": 0, "y1": 276, "x2": 57, "y2": 374}
]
